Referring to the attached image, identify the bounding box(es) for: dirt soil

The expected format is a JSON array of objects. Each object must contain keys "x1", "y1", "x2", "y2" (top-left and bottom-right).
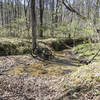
[
  {"x1": 0, "y1": 75, "x2": 68, "y2": 100},
  {"x1": 0, "y1": 49, "x2": 80, "y2": 100},
  {"x1": 0, "y1": 55, "x2": 39, "y2": 73}
]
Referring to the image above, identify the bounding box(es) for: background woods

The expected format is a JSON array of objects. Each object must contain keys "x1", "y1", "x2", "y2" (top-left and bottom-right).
[{"x1": 0, "y1": 0, "x2": 99, "y2": 39}]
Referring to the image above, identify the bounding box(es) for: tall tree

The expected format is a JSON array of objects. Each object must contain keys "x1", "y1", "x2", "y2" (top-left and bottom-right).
[
  {"x1": 31, "y1": 0, "x2": 37, "y2": 50},
  {"x1": 39, "y1": 0, "x2": 44, "y2": 37},
  {"x1": 93, "y1": 0, "x2": 99, "y2": 25},
  {"x1": 55, "y1": 0, "x2": 59, "y2": 27},
  {"x1": 0, "y1": 0, "x2": 4, "y2": 26},
  {"x1": 51, "y1": 0, "x2": 55, "y2": 23},
  {"x1": 24, "y1": 0, "x2": 30, "y2": 38}
]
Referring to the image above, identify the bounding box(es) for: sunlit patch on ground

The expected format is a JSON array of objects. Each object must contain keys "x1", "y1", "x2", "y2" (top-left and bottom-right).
[{"x1": 4, "y1": 62, "x2": 77, "y2": 76}]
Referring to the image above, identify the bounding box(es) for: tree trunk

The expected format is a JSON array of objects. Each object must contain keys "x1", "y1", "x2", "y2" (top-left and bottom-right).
[
  {"x1": 1, "y1": 1, "x2": 4, "y2": 26},
  {"x1": 55, "y1": 0, "x2": 59, "y2": 27},
  {"x1": 93, "y1": 0, "x2": 99, "y2": 25},
  {"x1": 31, "y1": 0, "x2": 37, "y2": 51},
  {"x1": 51, "y1": 0, "x2": 55, "y2": 23},
  {"x1": 39, "y1": 0, "x2": 44, "y2": 38}
]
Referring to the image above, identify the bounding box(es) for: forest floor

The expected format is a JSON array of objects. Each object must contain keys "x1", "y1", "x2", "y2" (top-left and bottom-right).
[
  {"x1": 0, "y1": 48, "x2": 80, "y2": 100},
  {"x1": 0, "y1": 49, "x2": 78, "y2": 76},
  {"x1": 0, "y1": 38, "x2": 100, "y2": 100}
]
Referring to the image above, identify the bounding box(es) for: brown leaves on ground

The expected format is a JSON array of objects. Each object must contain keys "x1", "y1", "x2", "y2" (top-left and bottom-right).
[{"x1": 0, "y1": 75, "x2": 65, "y2": 100}]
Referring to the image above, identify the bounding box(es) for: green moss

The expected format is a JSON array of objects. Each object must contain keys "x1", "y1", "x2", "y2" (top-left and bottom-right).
[
  {"x1": 50, "y1": 38, "x2": 90, "y2": 51},
  {"x1": 72, "y1": 43, "x2": 100, "y2": 59},
  {"x1": 0, "y1": 38, "x2": 32, "y2": 56}
]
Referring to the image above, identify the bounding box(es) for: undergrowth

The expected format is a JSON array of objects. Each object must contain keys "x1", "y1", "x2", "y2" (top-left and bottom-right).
[
  {"x1": 72, "y1": 43, "x2": 100, "y2": 60},
  {"x1": 63, "y1": 61, "x2": 100, "y2": 99}
]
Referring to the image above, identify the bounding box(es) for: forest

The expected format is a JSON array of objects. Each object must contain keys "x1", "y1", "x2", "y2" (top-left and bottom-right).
[{"x1": 0, "y1": 0, "x2": 100, "y2": 100}]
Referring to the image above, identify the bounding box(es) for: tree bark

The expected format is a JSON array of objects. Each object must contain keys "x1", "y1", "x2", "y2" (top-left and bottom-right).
[
  {"x1": 51, "y1": 0, "x2": 55, "y2": 23},
  {"x1": 39, "y1": 0, "x2": 44, "y2": 38},
  {"x1": 93, "y1": 0, "x2": 99, "y2": 25},
  {"x1": 1, "y1": 1, "x2": 4, "y2": 26},
  {"x1": 55, "y1": 0, "x2": 59, "y2": 27},
  {"x1": 31, "y1": 0, "x2": 37, "y2": 51}
]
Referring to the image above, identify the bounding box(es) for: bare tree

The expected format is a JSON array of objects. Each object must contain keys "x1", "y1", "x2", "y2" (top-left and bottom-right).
[
  {"x1": 93, "y1": 0, "x2": 99, "y2": 25},
  {"x1": 0, "y1": 0, "x2": 4, "y2": 26},
  {"x1": 31, "y1": 0, "x2": 37, "y2": 50},
  {"x1": 39, "y1": 0, "x2": 44, "y2": 37}
]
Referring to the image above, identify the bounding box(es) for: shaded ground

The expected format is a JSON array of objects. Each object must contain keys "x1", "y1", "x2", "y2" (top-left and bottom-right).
[
  {"x1": 0, "y1": 49, "x2": 79, "y2": 100},
  {"x1": 0, "y1": 49, "x2": 78, "y2": 76},
  {"x1": 1, "y1": 38, "x2": 100, "y2": 100},
  {"x1": 0, "y1": 55, "x2": 39, "y2": 74}
]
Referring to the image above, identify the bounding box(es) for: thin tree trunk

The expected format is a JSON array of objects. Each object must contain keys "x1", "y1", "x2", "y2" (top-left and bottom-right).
[
  {"x1": 51, "y1": 0, "x2": 55, "y2": 23},
  {"x1": 93, "y1": 0, "x2": 99, "y2": 25},
  {"x1": 55, "y1": 0, "x2": 59, "y2": 27},
  {"x1": 1, "y1": 1, "x2": 4, "y2": 26}
]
